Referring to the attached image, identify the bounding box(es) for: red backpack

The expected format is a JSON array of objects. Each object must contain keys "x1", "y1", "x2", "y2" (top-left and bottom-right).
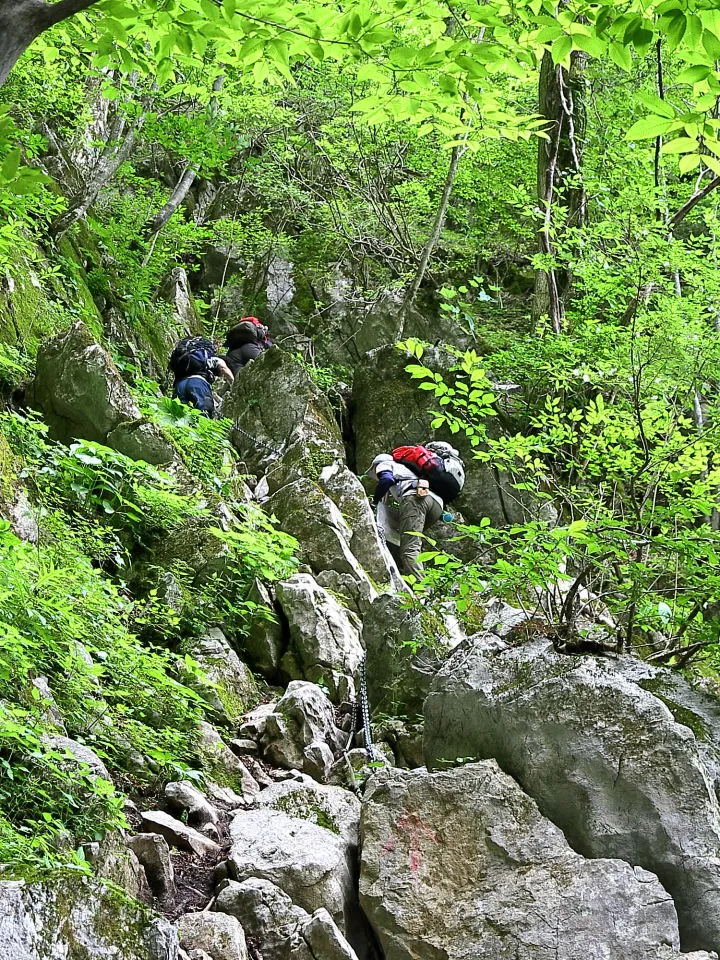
[
  {"x1": 392, "y1": 445, "x2": 443, "y2": 475},
  {"x1": 391, "y1": 445, "x2": 463, "y2": 504}
]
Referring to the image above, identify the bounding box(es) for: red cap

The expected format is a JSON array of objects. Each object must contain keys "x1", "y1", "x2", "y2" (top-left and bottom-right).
[{"x1": 242, "y1": 316, "x2": 263, "y2": 326}]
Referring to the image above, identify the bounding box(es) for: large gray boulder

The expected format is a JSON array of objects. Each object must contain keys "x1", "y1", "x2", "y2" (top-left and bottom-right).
[
  {"x1": 362, "y1": 594, "x2": 464, "y2": 717},
  {"x1": 215, "y1": 878, "x2": 361, "y2": 960},
  {"x1": 276, "y1": 573, "x2": 364, "y2": 703},
  {"x1": 252, "y1": 777, "x2": 361, "y2": 846},
  {"x1": 0, "y1": 876, "x2": 177, "y2": 959},
  {"x1": 226, "y1": 348, "x2": 343, "y2": 476},
  {"x1": 176, "y1": 912, "x2": 247, "y2": 960},
  {"x1": 226, "y1": 808, "x2": 356, "y2": 933},
  {"x1": 424, "y1": 638, "x2": 720, "y2": 953},
  {"x1": 316, "y1": 462, "x2": 394, "y2": 585},
  {"x1": 30, "y1": 321, "x2": 141, "y2": 444},
  {"x1": 244, "y1": 580, "x2": 285, "y2": 678},
  {"x1": 182, "y1": 628, "x2": 259, "y2": 724},
  {"x1": 360, "y1": 763, "x2": 699, "y2": 960},
  {"x1": 106, "y1": 419, "x2": 176, "y2": 466},
  {"x1": 264, "y1": 478, "x2": 373, "y2": 592},
  {"x1": 260, "y1": 681, "x2": 344, "y2": 775}
]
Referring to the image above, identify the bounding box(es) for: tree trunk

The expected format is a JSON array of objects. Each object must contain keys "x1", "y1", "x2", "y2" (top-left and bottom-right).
[
  {"x1": 143, "y1": 164, "x2": 198, "y2": 238},
  {"x1": 0, "y1": 0, "x2": 100, "y2": 86},
  {"x1": 404, "y1": 145, "x2": 462, "y2": 309},
  {"x1": 533, "y1": 49, "x2": 587, "y2": 330},
  {"x1": 49, "y1": 116, "x2": 141, "y2": 239}
]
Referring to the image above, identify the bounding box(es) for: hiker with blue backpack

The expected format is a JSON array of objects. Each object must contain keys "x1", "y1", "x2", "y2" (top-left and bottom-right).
[
  {"x1": 169, "y1": 336, "x2": 234, "y2": 417},
  {"x1": 369, "y1": 442, "x2": 465, "y2": 581}
]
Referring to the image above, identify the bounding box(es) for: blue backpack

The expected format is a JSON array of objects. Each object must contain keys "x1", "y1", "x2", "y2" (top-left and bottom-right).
[{"x1": 169, "y1": 337, "x2": 215, "y2": 381}]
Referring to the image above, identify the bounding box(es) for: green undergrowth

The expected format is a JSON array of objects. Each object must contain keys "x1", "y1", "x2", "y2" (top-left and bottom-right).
[{"x1": 0, "y1": 401, "x2": 299, "y2": 874}]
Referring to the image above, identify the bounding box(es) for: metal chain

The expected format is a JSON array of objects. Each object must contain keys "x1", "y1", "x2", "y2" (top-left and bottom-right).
[
  {"x1": 230, "y1": 421, "x2": 285, "y2": 458},
  {"x1": 341, "y1": 694, "x2": 361, "y2": 797},
  {"x1": 359, "y1": 655, "x2": 381, "y2": 762}
]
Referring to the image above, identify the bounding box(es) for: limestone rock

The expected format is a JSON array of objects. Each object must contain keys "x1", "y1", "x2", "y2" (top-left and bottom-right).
[
  {"x1": 215, "y1": 878, "x2": 364, "y2": 960},
  {"x1": 252, "y1": 777, "x2": 361, "y2": 846},
  {"x1": 107, "y1": 419, "x2": 176, "y2": 466},
  {"x1": 276, "y1": 573, "x2": 363, "y2": 703},
  {"x1": 158, "y1": 267, "x2": 200, "y2": 333},
  {"x1": 302, "y1": 908, "x2": 360, "y2": 960},
  {"x1": 237, "y1": 700, "x2": 277, "y2": 742},
  {"x1": 176, "y1": 912, "x2": 247, "y2": 960},
  {"x1": 140, "y1": 810, "x2": 221, "y2": 858},
  {"x1": 197, "y1": 721, "x2": 261, "y2": 798},
  {"x1": 226, "y1": 808, "x2": 356, "y2": 933},
  {"x1": 165, "y1": 780, "x2": 219, "y2": 829},
  {"x1": 184, "y1": 629, "x2": 259, "y2": 724},
  {"x1": 264, "y1": 478, "x2": 371, "y2": 589},
  {"x1": 317, "y1": 462, "x2": 394, "y2": 585},
  {"x1": 82, "y1": 833, "x2": 150, "y2": 902},
  {"x1": 0, "y1": 876, "x2": 177, "y2": 959},
  {"x1": 360, "y1": 762, "x2": 686, "y2": 960},
  {"x1": 226, "y1": 348, "x2": 343, "y2": 476},
  {"x1": 10, "y1": 490, "x2": 39, "y2": 543},
  {"x1": 424, "y1": 638, "x2": 720, "y2": 953},
  {"x1": 244, "y1": 580, "x2": 285, "y2": 677},
  {"x1": 30, "y1": 676, "x2": 65, "y2": 732},
  {"x1": 303, "y1": 740, "x2": 334, "y2": 784},
  {"x1": 261, "y1": 681, "x2": 343, "y2": 773},
  {"x1": 315, "y1": 570, "x2": 378, "y2": 617},
  {"x1": 30, "y1": 321, "x2": 140, "y2": 444},
  {"x1": 46, "y1": 735, "x2": 111, "y2": 782},
  {"x1": 128, "y1": 832, "x2": 176, "y2": 901},
  {"x1": 362, "y1": 594, "x2": 446, "y2": 717}
]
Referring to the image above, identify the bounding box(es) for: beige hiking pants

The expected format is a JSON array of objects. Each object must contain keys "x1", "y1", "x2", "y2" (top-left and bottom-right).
[{"x1": 397, "y1": 493, "x2": 443, "y2": 580}]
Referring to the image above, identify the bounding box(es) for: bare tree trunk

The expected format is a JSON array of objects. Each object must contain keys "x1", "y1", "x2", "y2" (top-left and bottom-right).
[
  {"x1": 533, "y1": 49, "x2": 587, "y2": 330},
  {"x1": 49, "y1": 113, "x2": 142, "y2": 239},
  {"x1": 0, "y1": 0, "x2": 100, "y2": 86},
  {"x1": 143, "y1": 164, "x2": 198, "y2": 238},
  {"x1": 404, "y1": 145, "x2": 462, "y2": 309}
]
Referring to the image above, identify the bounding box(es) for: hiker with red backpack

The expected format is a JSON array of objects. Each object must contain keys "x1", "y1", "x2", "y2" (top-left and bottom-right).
[
  {"x1": 169, "y1": 336, "x2": 234, "y2": 417},
  {"x1": 223, "y1": 316, "x2": 272, "y2": 376},
  {"x1": 369, "y1": 441, "x2": 465, "y2": 581}
]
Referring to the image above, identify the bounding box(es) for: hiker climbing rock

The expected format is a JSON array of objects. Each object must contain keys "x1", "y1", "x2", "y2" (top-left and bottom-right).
[
  {"x1": 223, "y1": 317, "x2": 272, "y2": 375},
  {"x1": 169, "y1": 335, "x2": 233, "y2": 417},
  {"x1": 369, "y1": 441, "x2": 465, "y2": 580}
]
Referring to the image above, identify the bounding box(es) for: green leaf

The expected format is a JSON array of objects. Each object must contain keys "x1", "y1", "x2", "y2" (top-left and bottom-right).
[
  {"x1": 665, "y1": 12, "x2": 687, "y2": 49},
  {"x1": 609, "y1": 42, "x2": 632, "y2": 71},
  {"x1": 662, "y1": 136, "x2": 698, "y2": 154},
  {"x1": 625, "y1": 116, "x2": 676, "y2": 140},
  {"x1": 677, "y1": 64, "x2": 712, "y2": 84},
  {"x1": 551, "y1": 34, "x2": 572, "y2": 64},
  {"x1": 678, "y1": 152, "x2": 700, "y2": 173},
  {"x1": 0, "y1": 149, "x2": 20, "y2": 183},
  {"x1": 637, "y1": 92, "x2": 675, "y2": 119},
  {"x1": 702, "y1": 154, "x2": 720, "y2": 176},
  {"x1": 572, "y1": 34, "x2": 605, "y2": 58}
]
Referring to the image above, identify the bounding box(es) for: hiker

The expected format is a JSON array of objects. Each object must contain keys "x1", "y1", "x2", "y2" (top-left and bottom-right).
[
  {"x1": 169, "y1": 335, "x2": 234, "y2": 417},
  {"x1": 223, "y1": 317, "x2": 272, "y2": 376},
  {"x1": 369, "y1": 441, "x2": 465, "y2": 581}
]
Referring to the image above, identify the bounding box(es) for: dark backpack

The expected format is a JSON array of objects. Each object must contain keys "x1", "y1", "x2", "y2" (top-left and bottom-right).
[
  {"x1": 392, "y1": 444, "x2": 463, "y2": 504},
  {"x1": 169, "y1": 337, "x2": 215, "y2": 381}
]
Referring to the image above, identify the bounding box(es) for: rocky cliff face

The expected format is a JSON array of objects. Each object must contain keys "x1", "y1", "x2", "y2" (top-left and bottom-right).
[{"x1": 1, "y1": 220, "x2": 720, "y2": 960}]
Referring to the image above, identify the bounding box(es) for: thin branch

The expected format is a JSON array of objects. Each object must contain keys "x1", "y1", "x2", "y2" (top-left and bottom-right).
[{"x1": 668, "y1": 175, "x2": 720, "y2": 232}]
